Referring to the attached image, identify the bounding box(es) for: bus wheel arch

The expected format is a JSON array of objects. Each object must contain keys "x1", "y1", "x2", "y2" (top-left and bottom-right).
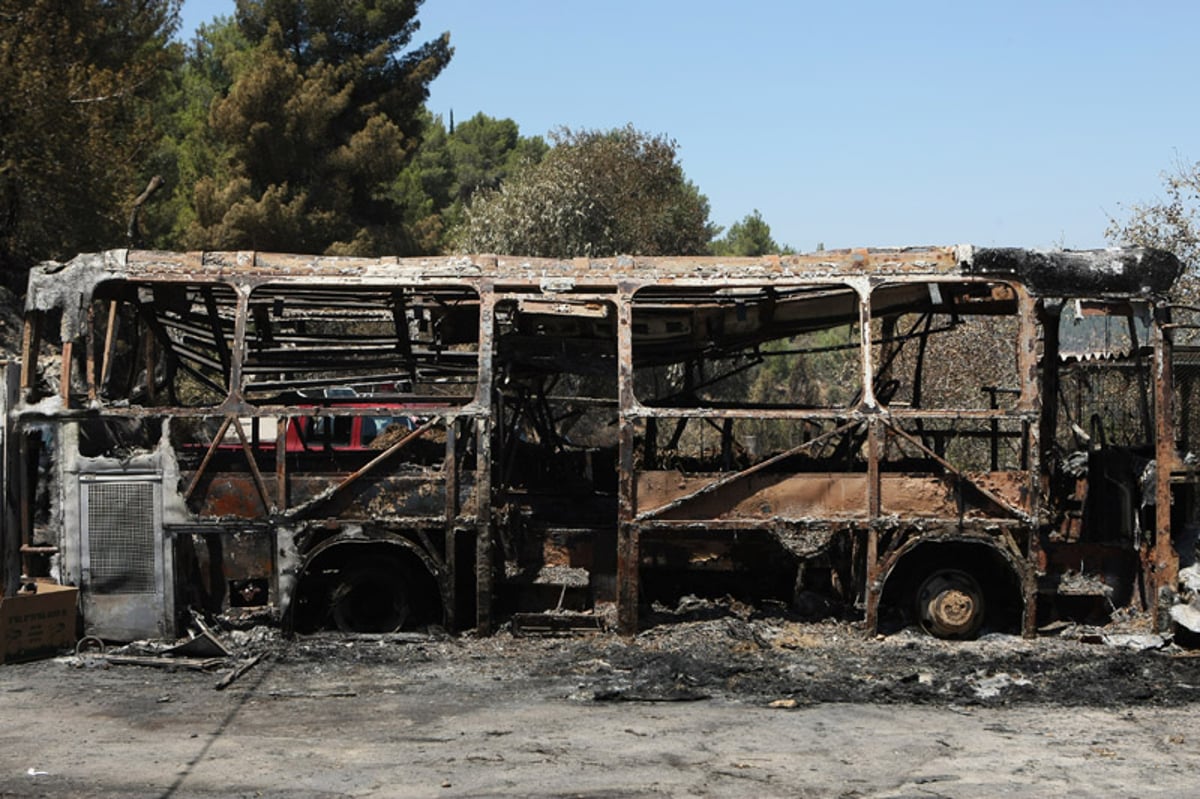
[
  {"x1": 288, "y1": 535, "x2": 446, "y2": 633},
  {"x1": 877, "y1": 537, "x2": 1030, "y2": 639}
]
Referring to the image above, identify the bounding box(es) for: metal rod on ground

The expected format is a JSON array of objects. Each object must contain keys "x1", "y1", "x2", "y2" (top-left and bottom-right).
[{"x1": 215, "y1": 653, "x2": 263, "y2": 690}]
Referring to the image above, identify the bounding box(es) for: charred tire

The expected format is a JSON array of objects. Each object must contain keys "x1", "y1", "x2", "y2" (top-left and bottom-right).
[
  {"x1": 916, "y1": 568, "x2": 985, "y2": 640},
  {"x1": 329, "y1": 562, "x2": 411, "y2": 633}
]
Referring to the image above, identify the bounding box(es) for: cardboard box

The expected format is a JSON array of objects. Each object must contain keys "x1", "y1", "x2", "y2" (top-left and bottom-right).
[{"x1": 0, "y1": 583, "x2": 78, "y2": 664}]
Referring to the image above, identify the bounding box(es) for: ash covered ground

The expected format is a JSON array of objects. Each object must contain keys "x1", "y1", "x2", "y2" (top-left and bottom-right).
[
  {"x1": 265, "y1": 599, "x2": 1200, "y2": 710},
  {"x1": 4, "y1": 598, "x2": 1200, "y2": 798}
]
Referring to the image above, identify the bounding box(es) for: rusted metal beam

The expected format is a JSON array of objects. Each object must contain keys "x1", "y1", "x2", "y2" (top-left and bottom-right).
[
  {"x1": 60, "y1": 340, "x2": 72, "y2": 404},
  {"x1": 859, "y1": 273, "x2": 878, "y2": 623},
  {"x1": 184, "y1": 416, "x2": 235, "y2": 501},
  {"x1": 864, "y1": 419, "x2": 883, "y2": 631},
  {"x1": 864, "y1": 525, "x2": 880, "y2": 631},
  {"x1": 201, "y1": 287, "x2": 233, "y2": 385},
  {"x1": 1152, "y1": 308, "x2": 1179, "y2": 629},
  {"x1": 30, "y1": 401, "x2": 470, "y2": 422},
  {"x1": 275, "y1": 417, "x2": 287, "y2": 511},
  {"x1": 882, "y1": 420, "x2": 1031, "y2": 522},
  {"x1": 415, "y1": 528, "x2": 445, "y2": 574},
  {"x1": 141, "y1": 314, "x2": 157, "y2": 404},
  {"x1": 442, "y1": 418, "x2": 457, "y2": 631},
  {"x1": 85, "y1": 302, "x2": 97, "y2": 403},
  {"x1": 108, "y1": 246, "x2": 968, "y2": 285},
  {"x1": 390, "y1": 290, "x2": 418, "y2": 387},
  {"x1": 633, "y1": 405, "x2": 1031, "y2": 422},
  {"x1": 474, "y1": 291, "x2": 496, "y2": 634},
  {"x1": 1020, "y1": 289, "x2": 1044, "y2": 639},
  {"x1": 99, "y1": 300, "x2": 119, "y2": 394},
  {"x1": 635, "y1": 517, "x2": 1029, "y2": 534},
  {"x1": 474, "y1": 414, "x2": 493, "y2": 634},
  {"x1": 17, "y1": 427, "x2": 29, "y2": 581},
  {"x1": 616, "y1": 291, "x2": 639, "y2": 635},
  {"x1": 634, "y1": 420, "x2": 860, "y2": 522},
  {"x1": 1037, "y1": 302, "x2": 1061, "y2": 473},
  {"x1": 867, "y1": 418, "x2": 881, "y2": 519},
  {"x1": 231, "y1": 418, "x2": 273, "y2": 515},
  {"x1": 19, "y1": 312, "x2": 39, "y2": 392},
  {"x1": 222, "y1": 288, "x2": 250, "y2": 408},
  {"x1": 315, "y1": 416, "x2": 442, "y2": 502}
]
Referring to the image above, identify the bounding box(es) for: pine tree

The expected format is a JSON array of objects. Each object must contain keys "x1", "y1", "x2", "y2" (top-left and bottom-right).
[
  {"x1": 186, "y1": 0, "x2": 452, "y2": 255},
  {"x1": 0, "y1": 0, "x2": 181, "y2": 282}
]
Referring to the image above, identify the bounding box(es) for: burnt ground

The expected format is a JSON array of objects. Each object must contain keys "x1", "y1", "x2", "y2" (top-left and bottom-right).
[
  {"x1": 2, "y1": 600, "x2": 1200, "y2": 797},
  {"x1": 255, "y1": 608, "x2": 1200, "y2": 711}
]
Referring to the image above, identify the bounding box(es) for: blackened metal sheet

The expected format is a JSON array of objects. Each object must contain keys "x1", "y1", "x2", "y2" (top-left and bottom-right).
[{"x1": 969, "y1": 248, "x2": 1181, "y2": 296}]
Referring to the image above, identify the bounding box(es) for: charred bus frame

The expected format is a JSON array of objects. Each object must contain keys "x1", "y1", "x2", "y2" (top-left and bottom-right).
[{"x1": 3, "y1": 245, "x2": 1194, "y2": 641}]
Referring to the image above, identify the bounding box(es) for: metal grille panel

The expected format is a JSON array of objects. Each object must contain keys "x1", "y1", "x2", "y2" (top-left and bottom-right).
[{"x1": 85, "y1": 481, "x2": 156, "y2": 594}]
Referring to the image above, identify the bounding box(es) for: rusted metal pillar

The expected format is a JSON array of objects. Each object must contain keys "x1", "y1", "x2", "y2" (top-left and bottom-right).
[
  {"x1": 85, "y1": 301, "x2": 97, "y2": 403},
  {"x1": 1152, "y1": 305, "x2": 1179, "y2": 628},
  {"x1": 222, "y1": 285, "x2": 250, "y2": 409},
  {"x1": 616, "y1": 288, "x2": 639, "y2": 635},
  {"x1": 857, "y1": 279, "x2": 882, "y2": 631},
  {"x1": 19, "y1": 312, "x2": 40, "y2": 396},
  {"x1": 275, "y1": 417, "x2": 288, "y2": 511},
  {"x1": 863, "y1": 418, "x2": 883, "y2": 631},
  {"x1": 1, "y1": 364, "x2": 19, "y2": 596},
  {"x1": 60, "y1": 341, "x2": 73, "y2": 404},
  {"x1": 442, "y1": 417, "x2": 458, "y2": 631},
  {"x1": 474, "y1": 291, "x2": 496, "y2": 634},
  {"x1": 1020, "y1": 289, "x2": 1043, "y2": 638},
  {"x1": 141, "y1": 313, "x2": 157, "y2": 405},
  {"x1": 202, "y1": 287, "x2": 233, "y2": 389},
  {"x1": 100, "y1": 301, "x2": 119, "y2": 394},
  {"x1": 1036, "y1": 302, "x2": 1060, "y2": 487}
]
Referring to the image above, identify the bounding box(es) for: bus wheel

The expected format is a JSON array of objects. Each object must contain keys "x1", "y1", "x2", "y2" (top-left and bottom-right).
[
  {"x1": 916, "y1": 569, "x2": 985, "y2": 639},
  {"x1": 329, "y1": 562, "x2": 411, "y2": 633}
]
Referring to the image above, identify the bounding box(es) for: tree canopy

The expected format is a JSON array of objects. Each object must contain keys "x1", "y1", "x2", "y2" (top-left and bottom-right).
[
  {"x1": 391, "y1": 111, "x2": 547, "y2": 253},
  {"x1": 1107, "y1": 158, "x2": 1200, "y2": 270},
  {"x1": 456, "y1": 125, "x2": 715, "y2": 258},
  {"x1": 710, "y1": 209, "x2": 789, "y2": 256},
  {"x1": 0, "y1": 2, "x2": 754, "y2": 278},
  {"x1": 185, "y1": 0, "x2": 452, "y2": 255},
  {"x1": 0, "y1": 0, "x2": 181, "y2": 283}
]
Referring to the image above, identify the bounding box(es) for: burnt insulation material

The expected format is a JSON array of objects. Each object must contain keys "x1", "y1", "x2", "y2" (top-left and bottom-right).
[{"x1": 969, "y1": 248, "x2": 1182, "y2": 297}]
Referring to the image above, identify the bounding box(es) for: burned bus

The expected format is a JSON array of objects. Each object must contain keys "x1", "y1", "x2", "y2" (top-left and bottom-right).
[{"x1": 2, "y1": 245, "x2": 1196, "y2": 641}]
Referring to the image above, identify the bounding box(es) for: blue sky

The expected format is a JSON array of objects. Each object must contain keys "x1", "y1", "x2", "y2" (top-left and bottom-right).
[{"x1": 179, "y1": 1, "x2": 1200, "y2": 253}]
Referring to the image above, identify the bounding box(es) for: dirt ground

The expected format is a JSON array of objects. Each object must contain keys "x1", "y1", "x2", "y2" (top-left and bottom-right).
[{"x1": 2, "y1": 604, "x2": 1200, "y2": 798}]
